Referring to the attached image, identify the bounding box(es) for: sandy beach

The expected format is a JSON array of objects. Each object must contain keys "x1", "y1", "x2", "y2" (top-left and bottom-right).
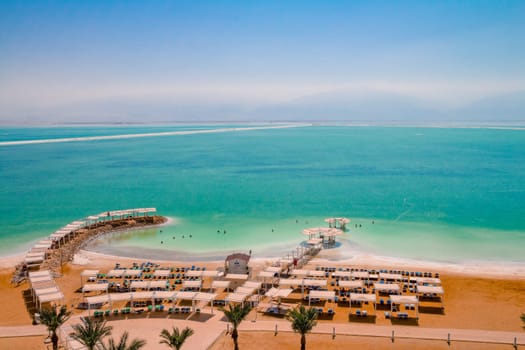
[{"x1": 0, "y1": 248, "x2": 524, "y2": 349}]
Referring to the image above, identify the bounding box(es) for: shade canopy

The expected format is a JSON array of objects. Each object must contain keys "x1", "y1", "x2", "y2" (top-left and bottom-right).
[
  {"x1": 226, "y1": 292, "x2": 249, "y2": 303},
  {"x1": 265, "y1": 288, "x2": 293, "y2": 298},
  {"x1": 225, "y1": 273, "x2": 249, "y2": 280},
  {"x1": 153, "y1": 270, "x2": 171, "y2": 278},
  {"x1": 182, "y1": 280, "x2": 202, "y2": 289},
  {"x1": 38, "y1": 292, "x2": 64, "y2": 304},
  {"x1": 338, "y1": 280, "x2": 364, "y2": 289},
  {"x1": 107, "y1": 270, "x2": 125, "y2": 278},
  {"x1": 412, "y1": 277, "x2": 442, "y2": 285},
  {"x1": 81, "y1": 270, "x2": 99, "y2": 277},
  {"x1": 349, "y1": 293, "x2": 376, "y2": 303},
  {"x1": 416, "y1": 285, "x2": 444, "y2": 295},
  {"x1": 193, "y1": 292, "x2": 216, "y2": 302},
  {"x1": 374, "y1": 283, "x2": 400, "y2": 293},
  {"x1": 211, "y1": 280, "x2": 231, "y2": 289},
  {"x1": 379, "y1": 273, "x2": 404, "y2": 281},
  {"x1": 390, "y1": 295, "x2": 418, "y2": 304},
  {"x1": 308, "y1": 290, "x2": 335, "y2": 301},
  {"x1": 278, "y1": 278, "x2": 303, "y2": 287},
  {"x1": 82, "y1": 284, "x2": 109, "y2": 293},
  {"x1": 331, "y1": 271, "x2": 352, "y2": 278},
  {"x1": 352, "y1": 271, "x2": 370, "y2": 279},
  {"x1": 302, "y1": 279, "x2": 327, "y2": 287}
]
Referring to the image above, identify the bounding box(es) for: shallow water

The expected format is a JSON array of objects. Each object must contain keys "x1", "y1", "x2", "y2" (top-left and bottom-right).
[{"x1": 1, "y1": 125, "x2": 524, "y2": 268}]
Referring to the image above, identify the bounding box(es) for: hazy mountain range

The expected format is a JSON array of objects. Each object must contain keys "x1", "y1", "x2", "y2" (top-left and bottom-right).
[{"x1": 1, "y1": 89, "x2": 524, "y2": 125}]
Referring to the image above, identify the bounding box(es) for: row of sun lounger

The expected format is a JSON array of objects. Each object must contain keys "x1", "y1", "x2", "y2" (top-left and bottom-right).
[
  {"x1": 316, "y1": 266, "x2": 439, "y2": 278},
  {"x1": 92, "y1": 305, "x2": 202, "y2": 317}
]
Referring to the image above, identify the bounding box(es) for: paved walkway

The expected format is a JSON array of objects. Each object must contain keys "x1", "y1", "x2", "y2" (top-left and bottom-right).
[
  {"x1": 0, "y1": 325, "x2": 47, "y2": 337},
  {"x1": 2, "y1": 315, "x2": 524, "y2": 348},
  {"x1": 239, "y1": 320, "x2": 525, "y2": 346}
]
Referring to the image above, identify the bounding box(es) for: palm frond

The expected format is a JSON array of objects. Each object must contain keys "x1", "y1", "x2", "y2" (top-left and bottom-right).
[
  {"x1": 286, "y1": 305, "x2": 318, "y2": 335},
  {"x1": 71, "y1": 317, "x2": 112, "y2": 350}
]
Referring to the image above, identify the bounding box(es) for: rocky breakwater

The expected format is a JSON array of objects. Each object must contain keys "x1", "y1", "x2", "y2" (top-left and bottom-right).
[{"x1": 42, "y1": 216, "x2": 167, "y2": 275}]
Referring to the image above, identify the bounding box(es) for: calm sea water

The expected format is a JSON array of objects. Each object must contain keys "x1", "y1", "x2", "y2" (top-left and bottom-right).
[{"x1": 1, "y1": 125, "x2": 524, "y2": 266}]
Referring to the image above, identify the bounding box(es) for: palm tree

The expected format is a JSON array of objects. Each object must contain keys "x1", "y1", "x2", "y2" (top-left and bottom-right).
[
  {"x1": 98, "y1": 331, "x2": 146, "y2": 350},
  {"x1": 286, "y1": 305, "x2": 318, "y2": 350},
  {"x1": 221, "y1": 303, "x2": 252, "y2": 350},
  {"x1": 159, "y1": 327, "x2": 194, "y2": 350},
  {"x1": 71, "y1": 316, "x2": 113, "y2": 350},
  {"x1": 39, "y1": 305, "x2": 71, "y2": 350}
]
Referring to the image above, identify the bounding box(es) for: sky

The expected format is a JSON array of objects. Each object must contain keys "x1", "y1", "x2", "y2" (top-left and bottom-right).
[{"x1": 0, "y1": 0, "x2": 524, "y2": 123}]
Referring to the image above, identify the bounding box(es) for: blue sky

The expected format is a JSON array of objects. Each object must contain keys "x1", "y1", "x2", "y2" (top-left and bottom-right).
[{"x1": 0, "y1": 0, "x2": 524, "y2": 122}]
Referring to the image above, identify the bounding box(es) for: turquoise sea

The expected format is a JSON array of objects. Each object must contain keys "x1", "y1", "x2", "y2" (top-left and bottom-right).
[{"x1": 1, "y1": 125, "x2": 524, "y2": 268}]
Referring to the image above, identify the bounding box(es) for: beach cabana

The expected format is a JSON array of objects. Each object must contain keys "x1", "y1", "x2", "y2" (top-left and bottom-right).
[
  {"x1": 194, "y1": 292, "x2": 218, "y2": 314},
  {"x1": 29, "y1": 270, "x2": 52, "y2": 279},
  {"x1": 203, "y1": 270, "x2": 223, "y2": 278},
  {"x1": 291, "y1": 269, "x2": 309, "y2": 277},
  {"x1": 211, "y1": 280, "x2": 231, "y2": 291},
  {"x1": 33, "y1": 286, "x2": 60, "y2": 307},
  {"x1": 186, "y1": 270, "x2": 203, "y2": 278},
  {"x1": 80, "y1": 269, "x2": 99, "y2": 285},
  {"x1": 182, "y1": 280, "x2": 202, "y2": 291},
  {"x1": 278, "y1": 278, "x2": 303, "y2": 288},
  {"x1": 37, "y1": 291, "x2": 64, "y2": 310},
  {"x1": 351, "y1": 271, "x2": 370, "y2": 280},
  {"x1": 390, "y1": 295, "x2": 419, "y2": 319},
  {"x1": 124, "y1": 269, "x2": 142, "y2": 278},
  {"x1": 308, "y1": 290, "x2": 335, "y2": 306},
  {"x1": 301, "y1": 279, "x2": 327, "y2": 298},
  {"x1": 243, "y1": 281, "x2": 262, "y2": 290},
  {"x1": 82, "y1": 283, "x2": 109, "y2": 299},
  {"x1": 331, "y1": 271, "x2": 352, "y2": 278},
  {"x1": 130, "y1": 281, "x2": 150, "y2": 290},
  {"x1": 225, "y1": 273, "x2": 249, "y2": 281},
  {"x1": 308, "y1": 270, "x2": 326, "y2": 278},
  {"x1": 106, "y1": 269, "x2": 125, "y2": 278},
  {"x1": 175, "y1": 291, "x2": 198, "y2": 311},
  {"x1": 416, "y1": 285, "x2": 445, "y2": 307},
  {"x1": 153, "y1": 269, "x2": 171, "y2": 279},
  {"x1": 257, "y1": 271, "x2": 276, "y2": 282},
  {"x1": 149, "y1": 280, "x2": 169, "y2": 290},
  {"x1": 339, "y1": 280, "x2": 364, "y2": 290},
  {"x1": 85, "y1": 294, "x2": 111, "y2": 312},
  {"x1": 225, "y1": 292, "x2": 249, "y2": 306},
  {"x1": 349, "y1": 293, "x2": 377, "y2": 314},
  {"x1": 413, "y1": 277, "x2": 442, "y2": 285},
  {"x1": 374, "y1": 283, "x2": 400, "y2": 295},
  {"x1": 265, "y1": 287, "x2": 294, "y2": 311},
  {"x1": 379, "y1": 272, "x2": 404, "y2": 282}
]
